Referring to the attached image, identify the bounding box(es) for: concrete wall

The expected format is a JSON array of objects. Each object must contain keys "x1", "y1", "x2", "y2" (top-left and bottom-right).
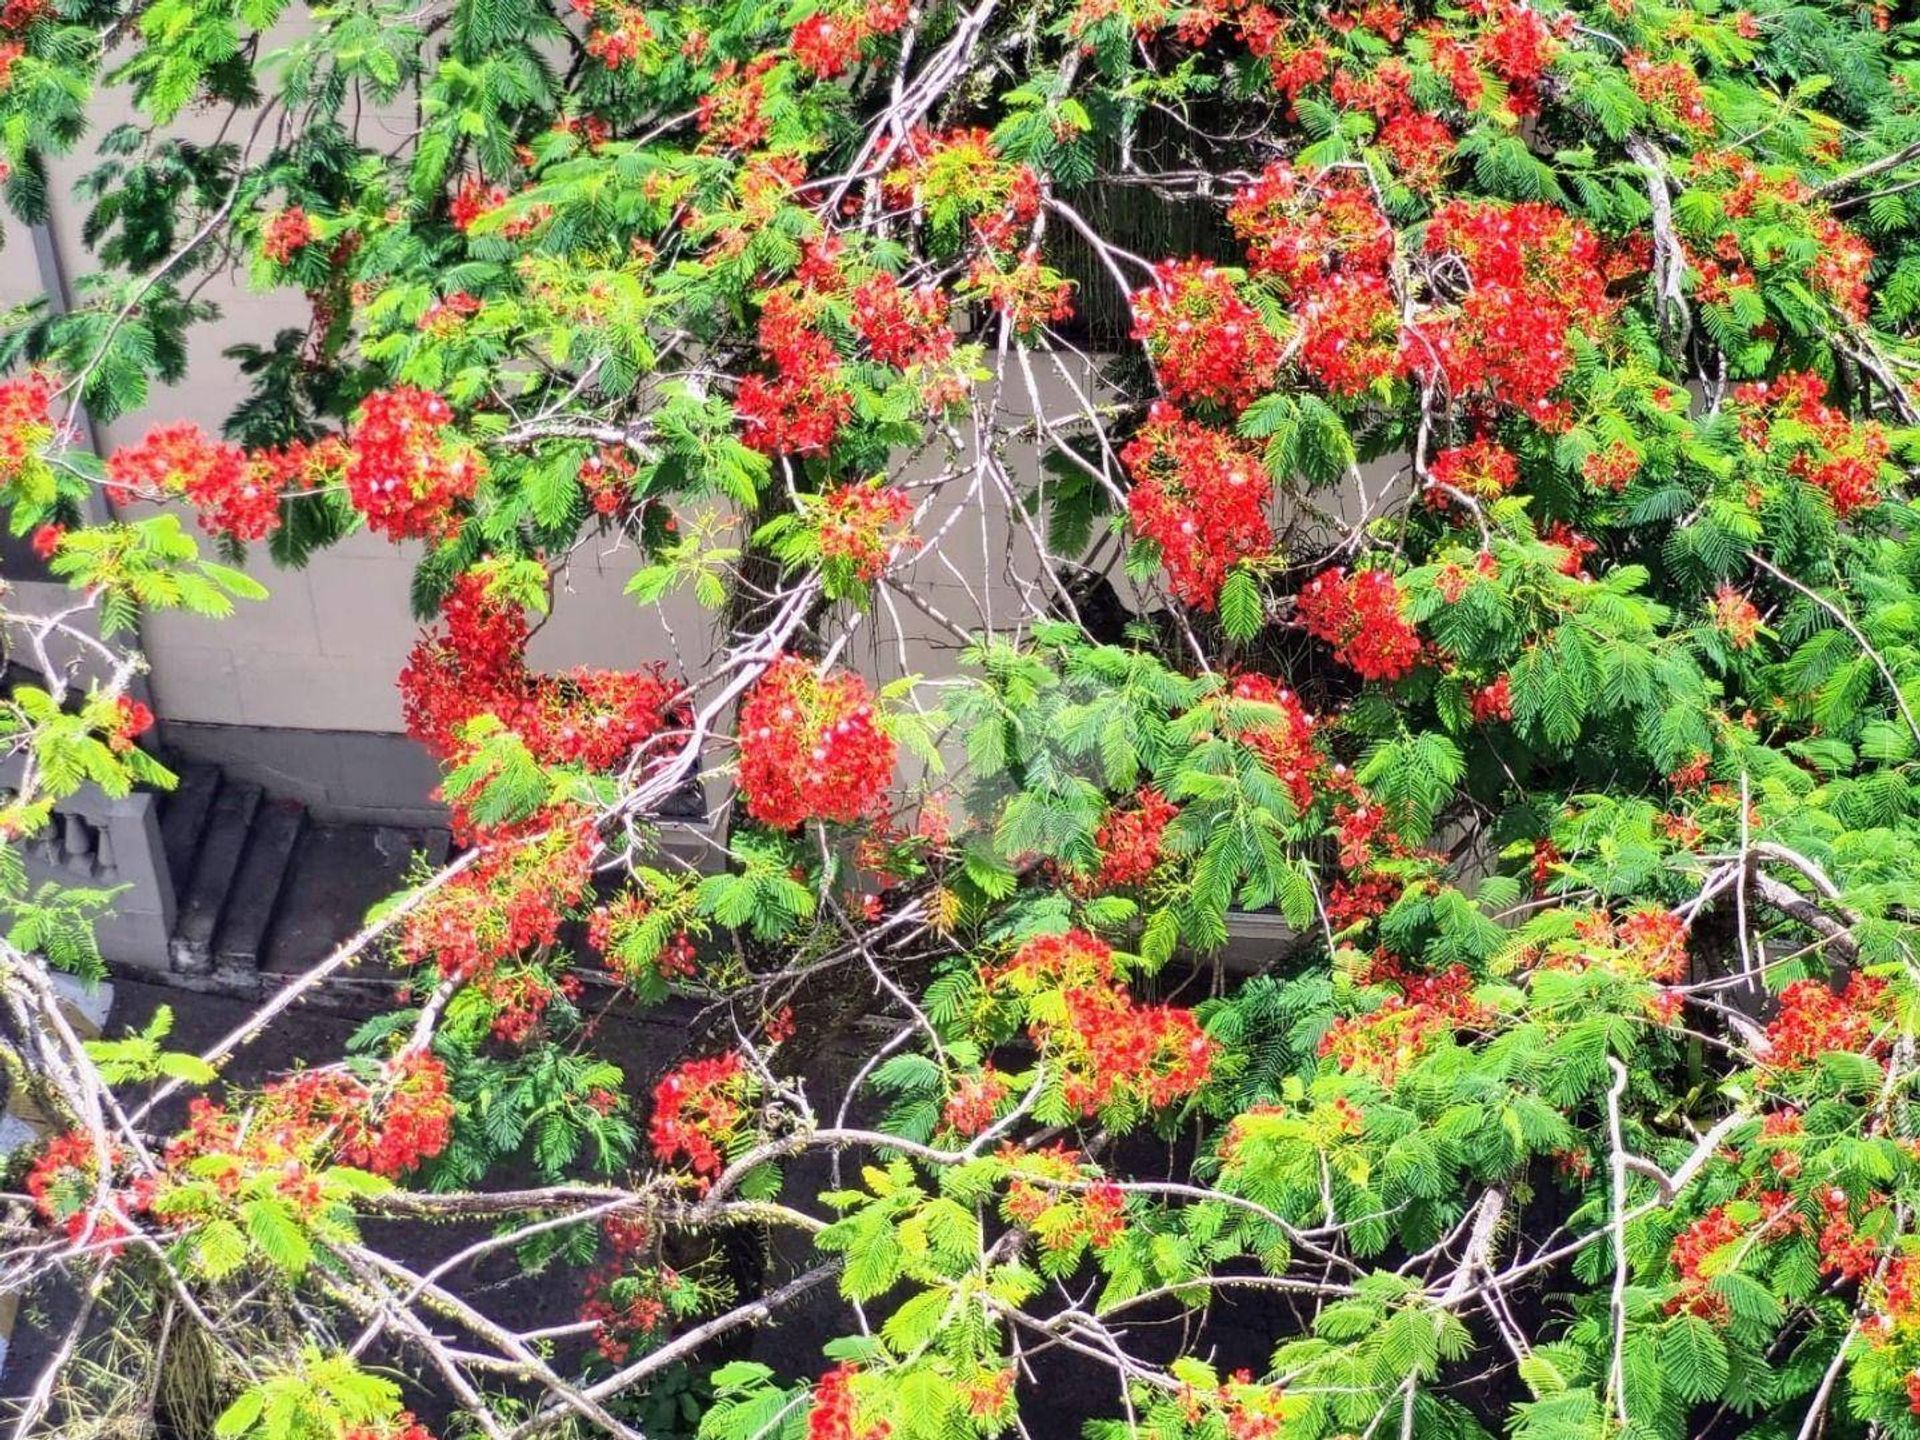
[
  {"x1": 5, "y1": 164, "x2": 1123, "y2": 812},
  {"x1": 3, "y1": 94, "x2": 1393, "y2": 819}
]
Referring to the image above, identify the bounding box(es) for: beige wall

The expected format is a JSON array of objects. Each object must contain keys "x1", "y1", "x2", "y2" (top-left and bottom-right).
[
  {"x1": 6, "y1": 175, "x2": 1094, "y2": 735},
  {"x1": 5, "y1": 114, "x2": 1387, "y2": 760}
]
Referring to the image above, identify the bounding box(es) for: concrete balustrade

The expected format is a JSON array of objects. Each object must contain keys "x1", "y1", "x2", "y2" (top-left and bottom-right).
[{"x1": 0, "y1": 756, "x2": 176, "y2": 974}]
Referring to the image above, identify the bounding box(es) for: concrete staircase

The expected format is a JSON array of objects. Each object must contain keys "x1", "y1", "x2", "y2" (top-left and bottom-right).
[
  {"x1": 148, "y1": 757, "x2": 706, "y2": 996},
  {"x1": 155, "y1": 759, "x2": 449, "y2": 993}
]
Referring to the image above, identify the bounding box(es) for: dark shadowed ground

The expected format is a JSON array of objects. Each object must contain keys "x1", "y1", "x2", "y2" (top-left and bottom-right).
[{"x1": 3, "y1": 975, "x2": 1296, "y2": 1438}]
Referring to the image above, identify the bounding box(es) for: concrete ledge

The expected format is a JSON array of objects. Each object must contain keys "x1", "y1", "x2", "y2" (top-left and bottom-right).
[{"x1": 161, "y1": 722, "x2": 446, "y2": 826}]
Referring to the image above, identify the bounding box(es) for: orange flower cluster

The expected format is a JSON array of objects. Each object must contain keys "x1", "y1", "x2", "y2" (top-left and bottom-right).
[{"x1": 985, "y1": 930, "x2": 1215, "y2": 1116}]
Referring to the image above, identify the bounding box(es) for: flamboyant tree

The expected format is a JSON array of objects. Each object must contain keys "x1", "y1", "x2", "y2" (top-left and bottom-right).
[{"x1": 4, "y1": 0, "x2": 1920, "y2": 1437}]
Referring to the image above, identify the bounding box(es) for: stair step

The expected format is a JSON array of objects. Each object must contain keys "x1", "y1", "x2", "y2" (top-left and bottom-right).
[
  {"x1": 213, "y1": 799, "x2": 306, "y2": 971},
  {"x1": 158, "y1": 763, "x2": 222, "y2": 891},
  {"x1": 169, "y1": 781, "x2": 262, "y2": 973},
  {"x1": 260, "y1": 824, "x2": 435, "y2": 975}
]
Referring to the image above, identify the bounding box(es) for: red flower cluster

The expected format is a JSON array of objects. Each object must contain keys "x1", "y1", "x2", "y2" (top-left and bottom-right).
[
  {"x1": 1417, "y1": 200, "x2": 1615, "y2": 424},
  {"x1": 1225, "y1": 164, "x2": 1405, "y2": 396},
  {"x1": 1333, "y1": 801, "x2": 1392, "y2": 870},
  {"x1": 352, "y1": 1052, "x2": 456, "y2": 1177},
  {"x1": 1259, "y1": 28, "x2": 1336, "y2": 95},
  {"x1": 1417, "y1": 24, "x2": 1482, "y2": 107},
  {"x1": 1228, "y1": 165, "x2": 1394, "y2": 297},
  {"x1": 1625, "y1": 52, "x2": 1713, "y2": 134},
  {"x1": 1432, "y1": 549, "x2": 1503, "y2": 602},
  {"x1": 737, "y1": 294, "x2": 852, "y2": 456},
  {"x1": 1130, "y1": 260, "x2": 1281, "y2": 413},
  {"x1": 1324, "y1": 784, "x2": 1418, "y2": 930},
  {"x1": 1001, "y1": 1144, "x2": 1126, "y2": 1252},
  {"x1": 1056, "y1": 986, "x2": 1216, "y2": 1114},
  {"x1": 25, "y1": 1129, "x2": 127, "y2": 1243},
  {"x1": 1665, "y1": 1205, "x2": 1740, "y2": 1320},
  {"x1": 1121, "y1": 401, "x2": 1272, "y2": 609},
  {"x1": 1580, "y1": 439, "x2": 1641, "y2": 492},
  {"x1": 1321, "y1": 957, "x2": 1490, "y2": 1086},
  {"x1": 0, "y1": 371, "x2": 55, "y2": 477},
  {"x1": 1710, "y1": 585, "x2": 1761, "y2": 648},
  {"x1": 344, "y1": 387, "x2": 482, "y2": 541},
  {"x1": 396, "y1": 812, "x2": 598, "y2": 986},
  {"x1": 986, "y1": 930, "x2": 1215, "y2": 1116},
  {"x1": 1811, "y1": 215, "x2": 1874, "y2": 322},
  {"x1": 400, "y1": 572, "x2": 681, "y2": 773},
  {"x1": 106, "y1": 421, "x2": 244, "y2": 507},
  {"x1": 1297, "y1": 567, "x2": 1421, "y2": 681},
  {"x1": 588, "y1": 891, "x2": 698, "y2": 989},
  {"x1": 698, "y1": 57, "x2": 779, "y2": 150},
  {"x1": 1227, "y1": 674, "x2": 1324, "y2": 813},
  {"x1": 577, "y1": 1218, "x2": 679, "y2": 1364},
  {"x1": 881, "y1": 127, "x2": 1042, "y2": 255},
  {"x1": 1679, "y1": 152, "x2": 1874, "y2": 317},
  {"x1": 1428, "y1": 437, "x2": 1519, "y2": 508},
  {"x1": 1327, "y1": 871, "x2": 1401, "y2": 930},
  {"x1": 792, "y1": 12, "x2": 861, "y2": 76},
  {"x1": 525, "y1": 666, "x2": 685, "y2": 770},
  {"x1": 1474, "y1": 0, "x2": 1564, "y2": 110},
  {"x1": 579, "y1": 445, "x2": 636, "y2": 515},
  {"x1": 400, "y1": 572, "x2": 528, "y2": 755},
  {"x1": 575, "y1": 0, "x2": 655, "y2": 68},
  {"x1": 1881, "y1": 1252, "x2": 1920, "y2": 1337},
  {"x1": 1331, "y1": 56, "x2": 1421, "y2": 121},
  {"x1": 958, "y1": 249, "x2": 1072, "y2": 336},
  {"x1": 1732, "y1": 371, "x2": 1888, "y2": 517},
  {"x1": 108, "y1": 696, "x2": 155, "y2": 753},
  {"x1": 476, "y1": 963, "x2": 584, "y2": 1045},
  {"x1": 226, "y1": 437, "x2": 348, "y2": 541},
  {"x1": 344, "y1": 1414, "x2": 434, "y2": 1440},
  {"x1": 261, "y1": 206, "x2": 315, "y2": 264},
  {"x1": 1681, "y1": 1189, "x2": 1806, "y2": 1320},
  {"x1": 1530, "y1": 837, "x2": 1560, "y2": 896},
  {"x1": 1542, "y1": 520, "x2": 1597, "y2": 578},
  {"x1": 818, "y1": 481, "x2": 916, "y2": 581},
  {"x1": 1763, "y1": 974, "x2": 1894, "y2": 1071},
  {"x1": 983, "y1": 927, "x2": 1116, "y2": 994},
  {"x1": 942, "y1": 1066, "x2": 1010, "y2": 1136},
  {"x1": 450, "y1": 176, "x2": 508, "y2": 232},
  {"x1": 807, "y1": 1364, "x2": 891, "y2": 1440},
  {"x1": 1378, "y1": 111, "x2": 1456, "y2": 189},
  {"x1": 650, "y1": 1051, "x2": 752, "y2": 1178},
  {"x1": 161, "y1": 1055, "x2": 453, "y2": 1218},
  {"x1": 1667, "y1": 753, "x2": 1710, "y2": 791},
  {"x1": 1299, "y1": 271, "x2": 1406, "y2": 396},
  {"x1": 420, "y1": 291, "x2": 482, "y2": 336},
  {"x1": 1550, "y1": 907, "x2": 1690, "y2": 989},
  {"x1": 0, "y1": 0, "x2": 48, "y2": 30},
  {"x1": 580, "y1": 1280, "x2": 669, "y2": 1363},
  {"x1": 251, "y1": 1066, "x2": 405, "y2": 1181},
  {"x1": 790, "y1": 1, "x2": 906, "y2": 79},
  {"x1": 106, "y1": 421, "x2": 318, "y2": 543},
  {"x1": 736, "y1": 655, "x2": 896, "y2": 829},
  {"x1": 1469, "y1": 674, "x2": 1512, "y2": 723},
  {"x1": 1817, "y1": 1185, "x2": 1877, "y2": 1284},
  {"x1": 850, "y1": 272, "x2": 952, "y2": 369},
  {"x1": 1093, "y1": 787, "x2": 1179, "y2": 889},
  {"x1": 1615, "y1": 907, "x2": 1689, "y2": 983}
]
